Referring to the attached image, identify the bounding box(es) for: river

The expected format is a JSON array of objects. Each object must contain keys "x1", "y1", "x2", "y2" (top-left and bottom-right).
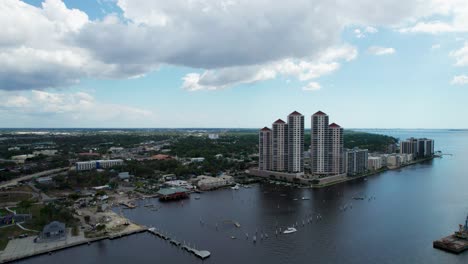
[{"x1": 19, "y1": 129, "x2": 468, "y2": 263}]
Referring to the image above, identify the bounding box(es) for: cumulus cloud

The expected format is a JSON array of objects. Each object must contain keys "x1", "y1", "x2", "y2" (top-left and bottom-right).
[
  {"x1": 451, "y1": 75, "x2": 468, "y2": 85},
  {"x1": 450, "y1": 42, "x2": 468, "y2": 66},
  {"x1": 0, "y1": 0, "x2": 466, "y2": 92},
  {"x1": 182, "y1": 45, "x2": 357, "y2": 91},
  {"x1": 368, "y1": 46, "x2": 396, "y2": 56},
  {"x1": 0, "y1": 90, "x2": 155, "y2": 126},
  {"x1": 302, "y1": 82, "x2": 321, "y2": 91},
  {"x1": 354, "y1": 26, "x2": 378, "y2": 38}
]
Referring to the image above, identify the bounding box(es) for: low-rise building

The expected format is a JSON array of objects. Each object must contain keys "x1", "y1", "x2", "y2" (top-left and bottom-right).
[
  {"x1": 368, "y1": 156, "x2": 383, "y2": 171},
  {"x1": 165, "y1": 180, "x2": 194, "y2": 189},
  {"x1": 190, "y1": 157, "x2": 205, "y2": 163},
  {"x1": 33, "y1": 149, "x2": 58, "y2": 156},
  {"x1": 38, "y1": 221, "x2": 66, "y2": 242},
  {"x1": 75, "y1": 159, "x2": 124, "y2": 171},
  {"x1": 157, "y1": 187, "x2": 189, "y2": 201},
  {"x1": 386, "y1": 155, "x2": 400, "y2": 168},
  {"x1": 118, "y1": 172, "x2": 132, "y2": 180},
  {"x1": 194, "y1": 175, "x2": 234, "y2": 190},
  {"x1": 208, "y1": 133, "x2": 219, "y2": 140},
  {"x1": 36, "y1": 176, "x2": 54, "y2": 185}
]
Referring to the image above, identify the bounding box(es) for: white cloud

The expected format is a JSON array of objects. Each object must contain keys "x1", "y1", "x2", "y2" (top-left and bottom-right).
[
  {"x1": 399, "y1": 21, "x2": 459, "y2": 34},
  {"x1": 302, "y1": 82, "x2": 321, "y2": 91},
  {"x1": 431, "y1": 44, "x2": 441, "y2": 50},
  {"x1": 354, "y1": 26, "x2": 378, "y2": 38},
  {"x1": 0, "y1": 90, "x2": 155, "y2": 125},
  {"x1": 1, "y1": 0, "x2": 468, "y2": 92},
  {"x1": 368, "y1": 46, "x2": 396, "y2": 56},
  {"x1": 451, "y1": 75, "x2": 468, "y2": 85},
  {"x1": 182, "y1": 45, "x2": 357, "y2": 91},
  {"x1": 450, "y1": 42, "x2": 468, "y2": 66}
]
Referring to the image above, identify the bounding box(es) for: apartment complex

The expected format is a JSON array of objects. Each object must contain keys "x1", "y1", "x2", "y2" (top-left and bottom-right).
[
  {"x1": 311, "y1": 111, "x2": 344, "y2": 176},
  {"x1": 75, "y1": 159, "x2": 124, "y2": 171},
  {"x1": 288, "y1": 111, "x2": 305, "y2": 173},
  {"x1": 258, "y1": 111, "x2": 304, "y2": 173},
  {"x1": 259, "y1": 127, "x2": 272, "y2": 171},
  {"x1": 272, "y1": 119, "x2": 288, "y2": 171},
  {"x1": 400, "y1": 138, "x2": 434, "y2": 158},
  {"x1": 346, "y1": 148, "x2": 369, "y2": 176}
]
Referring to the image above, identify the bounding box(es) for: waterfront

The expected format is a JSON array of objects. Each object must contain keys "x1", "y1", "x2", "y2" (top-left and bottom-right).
[{"x1": 18, "y1": 129, "x2": 468, "y2": 264}]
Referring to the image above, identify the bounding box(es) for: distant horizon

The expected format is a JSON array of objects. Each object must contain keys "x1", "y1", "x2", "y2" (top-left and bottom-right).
[{"x1": 0, "y1": 127, "x2": 466, "y2": 130}]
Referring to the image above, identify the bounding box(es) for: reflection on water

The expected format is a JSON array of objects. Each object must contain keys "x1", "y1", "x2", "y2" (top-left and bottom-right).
[{"x1": 19, "y1": 130, "x2": 468, "y2": 264}]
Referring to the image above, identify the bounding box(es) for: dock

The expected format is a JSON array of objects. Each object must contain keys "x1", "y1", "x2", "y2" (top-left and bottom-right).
[
  {"x1": 148, "y1": 228, "x2": 210, "y2": 259},
  {"x1": 433, "y1": 235, "x2": 468, "y2": 254}
]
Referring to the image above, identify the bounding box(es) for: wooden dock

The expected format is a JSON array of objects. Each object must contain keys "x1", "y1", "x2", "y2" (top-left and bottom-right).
[
  {"x1": 433, "y1": 235, "x2": 468, "y2": 254},
  {"x1": 147, "y1": 228, "x2": 210, "y2": 259}
]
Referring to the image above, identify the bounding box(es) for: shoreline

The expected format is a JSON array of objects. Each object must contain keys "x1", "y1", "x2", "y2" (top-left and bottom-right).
[{"x1": 310, "y1": 156, "x2": 436, "y2": 188}]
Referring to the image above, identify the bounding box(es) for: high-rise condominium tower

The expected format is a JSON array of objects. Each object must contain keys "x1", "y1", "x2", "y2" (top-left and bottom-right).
[
  {"x1": 311, "y1": 111, "x2": 329, "y2": 175},
  {"x1": 272, "y1": 119, "x2": 288, "y2": 171},
  {"x1": 311, "y1": 111, "x2": 344, "y2": 176},
  {"x1": 259, "y1": 127, "x2": 272, "y2": 171},
  {"x1": 329, "y1": 123, "x2": 344, "y2": 174},
  {"x1": 287, "y1": 111, "x2": 304, "y2": 173}
]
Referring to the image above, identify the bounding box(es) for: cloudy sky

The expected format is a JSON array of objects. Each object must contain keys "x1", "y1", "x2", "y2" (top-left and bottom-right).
[{"x1": 1, "y1": 0, "x2": 468, "y2": 128}]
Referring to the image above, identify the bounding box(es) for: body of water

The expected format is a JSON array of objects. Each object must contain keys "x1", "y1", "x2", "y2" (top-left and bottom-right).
[{"x1": 20, "y1": 129, "x2": 468, "y2": 263}]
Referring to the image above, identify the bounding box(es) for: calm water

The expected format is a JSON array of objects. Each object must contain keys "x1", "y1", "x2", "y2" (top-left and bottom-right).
[{"x1": 20, "y1": 129, "x2": 468, "y2": 263}]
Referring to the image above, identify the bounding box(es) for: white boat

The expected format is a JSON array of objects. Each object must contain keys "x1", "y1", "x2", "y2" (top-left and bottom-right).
[
  {"x1": 231, "y1": 185, "x2": 240, "y2": 190},
  {"x1": 301, "y1": 197, "x2": 310, "y2": 200},
  {"x1": 283, "y1": 227, "x2": 297, "y2": 234}
]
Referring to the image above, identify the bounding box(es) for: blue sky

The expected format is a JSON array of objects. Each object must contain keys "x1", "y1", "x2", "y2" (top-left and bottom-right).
[{"x1": 1, "y1": 0, "x2": 468, "y2": 128}]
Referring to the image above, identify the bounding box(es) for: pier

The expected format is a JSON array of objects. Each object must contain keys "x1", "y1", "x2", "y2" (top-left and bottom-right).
[
  {"x1": 433, "y1": 235, "x2": 468, "y2": 254},
  {"x1": 148, "y1": 227, "x2": 211, "y2": 259}
]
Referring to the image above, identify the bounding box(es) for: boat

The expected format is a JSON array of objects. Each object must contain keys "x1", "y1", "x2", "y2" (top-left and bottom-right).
[
  {"x1": 353, "y1": 197, "x2": 365, "y2": 200},
  {"x1": 301, "y1": 197, "x2": 310, "y2": 200},
  {"x1": 231, "y1": 185, "x2": 240, "y2": 190},
  {"x1": 231, "y1": 236, "x2": 236, "y2": 239},
  {"x1": 194, "y1": 196, "x2": 201, "y2": 200},
  {"x1": 283, "y1": 227, "x2": 297, "y2": 234},
  {"x1": 293, "y1": 198, "x2": 298, "y2": 201}
]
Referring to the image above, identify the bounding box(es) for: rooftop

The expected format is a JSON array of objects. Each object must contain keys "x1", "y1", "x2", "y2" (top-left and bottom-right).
[
  {"x1": 273, "y1": 119, "x2": 286, "y2": 124},
  {"x1": 313, "y1": 110, "x2": 327, "y2": 116},
  {"x1": 157, "y1": 187, "x2": 189, "y2": 196},
  {"x1": 260, "y1": 127, "x2": 271, "y2": 131},
  {"x1": 329, "y1": 123, "x2": 341, "y2": 128},
  {"x1": 289, "y1": 111, "x2": 302, "y2": 116}
]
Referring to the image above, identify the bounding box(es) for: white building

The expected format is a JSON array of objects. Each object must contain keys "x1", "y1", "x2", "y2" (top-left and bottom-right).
[
  {"x1": 165, "y1": 180, "x2": 194, "y2": 189},
  {"x1": 33, "y1": 149, "x2": 58, "y2": 156},
  {"x1": 208, "y1": 134, "x2": 219, "y2": 140},
  {"x1": 76, "y1": 159, "x2": 124, "y2": 171},
  {"x1": 195, "y1": 175, "x2": 234, "y2": 190},
  {"x1": 368, "y1": 156, "x2": 383, "y2": 170},
  {"x1": 190, "y1": 157, "x2": 205, "y2": 163},
  {"x1": 386, "y1": 155, "x2": 400, "y2": 168}
]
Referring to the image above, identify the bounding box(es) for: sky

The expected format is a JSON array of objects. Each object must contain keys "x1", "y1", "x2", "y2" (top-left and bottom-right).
[{"x1": 1, "y1": 0, "x2": 468, "y2": 129}]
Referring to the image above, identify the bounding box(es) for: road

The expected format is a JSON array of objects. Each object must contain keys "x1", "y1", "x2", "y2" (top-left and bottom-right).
[{"x1": 0, "y1": 167, "x2": 69, "y2": 189}]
